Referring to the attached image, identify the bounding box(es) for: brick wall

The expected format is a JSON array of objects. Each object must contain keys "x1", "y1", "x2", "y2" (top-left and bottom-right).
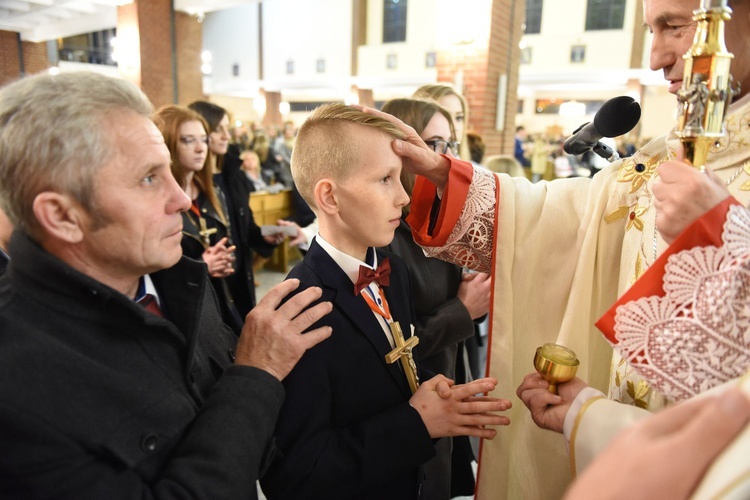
[
  {"x1": 0, "y1": 31, "x2": 50, "y2": 88},
  {"x1": 136, "y1": 0, "x2": 174, "y2": 109},
  {"x1": 22, "y1": 41, "x2": 49, "y2": 75},
  {"x1": 0, "y1": 31, "x2": 21, "y2": 88},
  {"x1": 436, "y1": 0, "x2": 523, "y2": 156},
  {"x1": 263, "y1": 91, "x2": 282, "y2": 128},
  {"x1": 175, "y1": 11, "x2": 204, "y2": 105},
  {"x1": 117, "y1": 0, "x2": 203, "y2": 109}
]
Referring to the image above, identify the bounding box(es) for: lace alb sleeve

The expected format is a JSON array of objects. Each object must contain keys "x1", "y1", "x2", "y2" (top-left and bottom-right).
[
  {"x1": 420, "y1": 166, "x2": 497, "y2": 273},
  {"x1": 611, "y1": 204, "x2": 750, "y2": 402}
]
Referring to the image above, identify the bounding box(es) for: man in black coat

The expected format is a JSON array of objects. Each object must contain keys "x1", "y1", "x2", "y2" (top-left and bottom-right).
[
  {"x1": 0, "y1": 71, "x2": 332, "y2": 499},
  {"x1": 0, "y1": 206, "x2": 9, "y2": 276}
]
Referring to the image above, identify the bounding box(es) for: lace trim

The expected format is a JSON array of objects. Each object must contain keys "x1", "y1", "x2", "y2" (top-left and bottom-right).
[
  {"x1": 421, "y1": 166, "x2": 497, "y2": 273},
  {"x1": 611, "y1": 205, "x2": 750, "y2": 402}
]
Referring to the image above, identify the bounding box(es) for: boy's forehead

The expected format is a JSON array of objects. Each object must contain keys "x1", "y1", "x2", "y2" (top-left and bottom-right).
[
  {"x1": 349, "y1": 122, "x2": 395, "y2": 148},
  {"x1": 354, "y1": 127, "x2": 400, "y2": 166}
]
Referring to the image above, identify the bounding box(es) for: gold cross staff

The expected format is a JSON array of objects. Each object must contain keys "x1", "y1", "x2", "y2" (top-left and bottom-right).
[
  {"x1": 385, "y1": 321, "x2": 420, "y2": 394},
  {"x1": 198, "y1": 217, "x2": 217, "y2": 246}
]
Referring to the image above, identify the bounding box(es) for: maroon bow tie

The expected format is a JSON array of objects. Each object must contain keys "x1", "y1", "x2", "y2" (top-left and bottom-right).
[{"x1": 353, "y1": 258, "x2": 391, "y2": 295}]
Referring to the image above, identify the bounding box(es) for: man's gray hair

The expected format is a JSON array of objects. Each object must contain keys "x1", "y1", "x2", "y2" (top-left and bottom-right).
[{"x1": 0, "y1": 71, "x2": 153, "y2": 237}]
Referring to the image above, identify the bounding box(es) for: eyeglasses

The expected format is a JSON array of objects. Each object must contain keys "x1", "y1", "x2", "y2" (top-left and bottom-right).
[
  {"x1": 424, "y1": 139, "x2": 460, "y2": 156},
  {"x1": 179, "y1": 136, "x2": 209, "y2": 147}
]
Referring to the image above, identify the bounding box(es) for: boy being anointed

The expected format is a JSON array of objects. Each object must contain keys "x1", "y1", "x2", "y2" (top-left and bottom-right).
[{"x1": 260, "y1": 104, "x2": 511, "y2": 500}]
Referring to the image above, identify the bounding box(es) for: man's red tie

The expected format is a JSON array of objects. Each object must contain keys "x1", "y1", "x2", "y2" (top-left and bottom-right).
[
  {"x1": 353, "y1": 257, "x2": 391, "y2": 295},
  {"x1": 138, "y1": 294, "x2": 164, "y2": 318}
]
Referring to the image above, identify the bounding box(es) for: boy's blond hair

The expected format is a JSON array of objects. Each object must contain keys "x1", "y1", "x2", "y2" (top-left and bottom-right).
[{"x1": 291, "y1": 103, "x2": 406, "y2": 209}]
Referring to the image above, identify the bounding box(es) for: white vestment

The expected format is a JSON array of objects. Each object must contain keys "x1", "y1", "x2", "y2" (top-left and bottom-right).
[
  {"x1": 570, "y1": 372, "x2": 750, "y2": 500},
  {"x1": 407, "y1": 94, "x2": 750, "y2": 499},
  {"x1": 568, "y1": 200, "x2": 750, "y2": 498}
]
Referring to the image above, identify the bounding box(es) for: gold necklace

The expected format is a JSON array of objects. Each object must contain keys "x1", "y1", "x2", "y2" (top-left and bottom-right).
[{"x1": 723, "y1": 162, "x2": 746, "y2": 186}]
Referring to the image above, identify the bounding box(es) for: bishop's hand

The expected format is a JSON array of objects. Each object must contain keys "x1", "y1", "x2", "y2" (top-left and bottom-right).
[
  {"x1": 653, "y1": 153, "x2": 730, "y2": 244},
  {"x1": 516, "y1": 372, "x2": 588, "y2": 433},
  {"x1": 564, "y1": 387, "x2": 750, "y2": 500},
  {"x1": 354, "y1": 104, "x2": 451, "y2": 191}
]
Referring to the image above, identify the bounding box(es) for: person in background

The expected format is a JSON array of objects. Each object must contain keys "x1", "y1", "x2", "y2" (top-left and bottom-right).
[
  {"x1": 413, "y1": 83, "x2": 484, "y2": 493},
  {"x1": 228, "y1": 121, "x2": 254, "y2": 158},
  {"x1": 514, "y1": 125, "x2": 531, "y2": 168},
  {"x1": 414, "y1": 83, "x2": 471, "y2": 161},
  {"x1": 275, "y1": 120, "x2": 296, "y2": 187},
  {"x1": 0, "y1": 70, "x2": 332, "y2": 499},
  {"x1": 381, "y1": 97, "x2": 491, "y2": 499},
  {"x1": 154, "y1": 104, "x2": 243, "y2": 334},
  {"x1": 466, "y1": 130, "x2": 486, "y2": 167},
  {"x1": 189, "y1": 101, "x2": 281, "y2": 314},
  {"x1": 530, "y1": 134, "x2": 554, "y2": 183},
  {"x1": 254, "y1": 133, "x2": 292, "y2": 188},
  {"x1": 240, "y1": 150, "x2": 271, "y2": 192}
]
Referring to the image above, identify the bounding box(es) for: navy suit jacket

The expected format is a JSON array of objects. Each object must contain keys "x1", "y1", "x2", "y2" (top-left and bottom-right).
[{"x1": 261, "y1": 240, "x2": 436, "y2": 500}]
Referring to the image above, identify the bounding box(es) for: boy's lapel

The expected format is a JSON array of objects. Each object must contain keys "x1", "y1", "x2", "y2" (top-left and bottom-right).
[{"x1": 305, "y1": 243, "x2": 412, "y2": 397}]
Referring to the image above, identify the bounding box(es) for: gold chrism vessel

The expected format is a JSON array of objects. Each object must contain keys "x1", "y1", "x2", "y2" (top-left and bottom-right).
[{"x1": 534, "y1": 343, "x2": 579, "y2": 394}]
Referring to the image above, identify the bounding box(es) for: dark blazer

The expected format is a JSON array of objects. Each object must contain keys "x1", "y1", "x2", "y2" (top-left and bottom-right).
[
  {"x1": 216, "y1": 153, "x2": 276, "y2": 317},
  {"x1": 261, "y1": 240, "x2": 435, "y2": 500},
  {"x1": 0, "y1": 231, "x2": 284, "y2": 499},
  {"x1": 181, "y1": 191, "x2": 243, "y2": 335},
  {"x1": 384, "y1": 219, "x2": 477, "y2": 500}
]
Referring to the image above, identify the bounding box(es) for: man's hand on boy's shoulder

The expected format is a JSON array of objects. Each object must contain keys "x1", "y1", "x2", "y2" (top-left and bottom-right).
[
  {"x1": 234, "y1": 278, "x2": 333, "y2": 381},
  {"x1": 410, "y1": 375, "x2": 512, "y2": 439}
]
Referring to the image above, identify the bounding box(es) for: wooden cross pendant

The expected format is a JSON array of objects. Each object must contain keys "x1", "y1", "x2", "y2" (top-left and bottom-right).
[
  {"x1": 385, "y1": 321, "x2": 420, "y2": 394},
  {"x1": 198, "y1": 217, "x2": 217, "y2": 246}
]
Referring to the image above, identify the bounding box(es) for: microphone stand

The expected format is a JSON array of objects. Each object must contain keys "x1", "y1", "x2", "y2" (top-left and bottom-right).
[
  {"x1": 592, "y1": 141, "x2": 620, "y2": 163},
  {"x1": 676, "y1": 0, "x2": 738, "y2": 170}
]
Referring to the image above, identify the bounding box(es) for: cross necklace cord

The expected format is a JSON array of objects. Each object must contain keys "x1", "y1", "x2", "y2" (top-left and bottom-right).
[{"x1": 360, "y1": 286, "x2": 420, "y2": 394}]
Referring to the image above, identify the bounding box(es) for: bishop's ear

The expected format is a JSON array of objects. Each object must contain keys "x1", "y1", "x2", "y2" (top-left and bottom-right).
[
  {"x1": 32, "y1": 191, "x2": 87, "y2": 243},
  {"x1": 313, "y1": 178, "x2": 340, "y2": 216}
]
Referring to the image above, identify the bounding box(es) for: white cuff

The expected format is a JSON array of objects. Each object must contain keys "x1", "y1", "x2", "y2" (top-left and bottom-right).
[{"x1": 563, "y1": 387, "x2": 606, "y2": 446}]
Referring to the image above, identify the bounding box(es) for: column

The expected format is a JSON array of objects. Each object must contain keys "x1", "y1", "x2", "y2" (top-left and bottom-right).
[
  {"x1": 117, "y1": 0, "x2": 203, "y2": 108},
  {"x1": 436, "y1": 0, "x2": 524, "y2": 156}
]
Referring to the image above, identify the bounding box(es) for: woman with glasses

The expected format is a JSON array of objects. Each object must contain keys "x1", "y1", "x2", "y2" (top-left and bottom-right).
[
  {"x1": 154, "y1": 105, "x2": 243, "y2": 334},
  {"x1": 380, "y1": 98, "x2": 491, "y2": 500},
  {"x1": 413, "y1": 84, "x2": 489, "y2": 495},
  {"x1": 414, "y1": 83, "x2": 471, "y2": 161}
]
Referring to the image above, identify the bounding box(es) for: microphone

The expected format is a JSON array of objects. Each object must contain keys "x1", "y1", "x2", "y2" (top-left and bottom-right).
[{"x1": 563, "y1": 96, "x2": 641, "y2": 162}]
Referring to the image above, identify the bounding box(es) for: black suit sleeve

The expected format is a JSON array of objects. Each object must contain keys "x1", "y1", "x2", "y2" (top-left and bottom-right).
[{"x1": 262, "y1": 339, "x2": 433, "y2": 499}]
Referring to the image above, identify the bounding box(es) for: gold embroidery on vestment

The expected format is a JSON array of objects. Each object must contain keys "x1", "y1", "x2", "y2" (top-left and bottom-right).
[
  {"x1": 626, "y1": 379, "x2": 650, "y2": 409},
  {"x1": 616, "y1": 153, "x2": 661, "y2": 193}
]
